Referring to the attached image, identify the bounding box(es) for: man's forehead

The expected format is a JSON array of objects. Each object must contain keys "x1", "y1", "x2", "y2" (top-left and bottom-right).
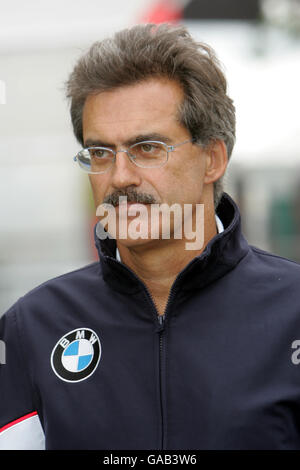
[
  {"x1": 82, "y1": 79, "x2": 183, "y2": 122},
  {"x1": 83, "y1": 116, "x2": 178, "y2": 128},
  {"x1": 82, "y1": 79, "x2": 185, "y2": 143},
  {"x1": 82, "y1": 112, "x2": 180, "y2": 142}
]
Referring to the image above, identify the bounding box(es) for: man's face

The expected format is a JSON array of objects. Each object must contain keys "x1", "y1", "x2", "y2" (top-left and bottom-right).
[{"x1": 82, "y1": 78, "x2": 210, "y2": 248}]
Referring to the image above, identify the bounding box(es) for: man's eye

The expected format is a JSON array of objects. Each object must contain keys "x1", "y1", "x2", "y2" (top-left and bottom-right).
[
  {"x1": 140, "y1": 143, "x2": 155, "y2": 153},
  {"x1": 90, "y1": 149, "x2": 111, "y2": 158}
]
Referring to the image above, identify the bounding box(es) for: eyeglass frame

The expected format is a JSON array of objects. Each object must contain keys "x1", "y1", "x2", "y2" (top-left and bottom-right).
[{"x1": 73, "y1": 138, "x2": 195, "y2": 174}]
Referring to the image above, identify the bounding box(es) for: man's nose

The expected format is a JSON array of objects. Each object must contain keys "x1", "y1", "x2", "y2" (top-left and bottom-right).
[{"x1": 110, "y1": 149, "x2": 142, "y2": 189}]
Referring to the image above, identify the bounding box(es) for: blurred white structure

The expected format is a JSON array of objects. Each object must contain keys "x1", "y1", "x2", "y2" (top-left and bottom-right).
[
  {"x1": 186, "y1": 21, "x2": 300, "y2": 167},
  {"x1": 0, "y1": 0, "x2": 152, "y2": 312}
]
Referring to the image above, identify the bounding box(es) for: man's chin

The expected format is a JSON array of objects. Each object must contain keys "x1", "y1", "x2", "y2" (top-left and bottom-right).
[
  {"x1": 110, "y1": 226, "x2": 159, "y2": 247},
  {"x1": 115, "y1": 236, "x2": 157, "y2": 250}
]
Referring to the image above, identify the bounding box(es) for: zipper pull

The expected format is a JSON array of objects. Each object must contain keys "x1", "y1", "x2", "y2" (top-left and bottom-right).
[{"x1": 156, "y1": 314, "x2": 165, "y2": 333}]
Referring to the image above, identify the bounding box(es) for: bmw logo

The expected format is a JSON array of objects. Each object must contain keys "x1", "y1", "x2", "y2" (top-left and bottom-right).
[{"x1": 51, "y1": 328, "x2": 101, "y2": 382}]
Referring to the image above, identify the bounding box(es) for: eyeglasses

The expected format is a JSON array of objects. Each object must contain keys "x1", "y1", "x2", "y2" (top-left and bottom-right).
[{"x1": 73, "y1": 139, "x2": 194, "y2": 174}]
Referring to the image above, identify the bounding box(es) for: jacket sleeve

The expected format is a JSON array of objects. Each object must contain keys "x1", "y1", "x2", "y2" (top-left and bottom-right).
[{"x1": 0, "y1": 304, "x2": 45, "y2": 449}]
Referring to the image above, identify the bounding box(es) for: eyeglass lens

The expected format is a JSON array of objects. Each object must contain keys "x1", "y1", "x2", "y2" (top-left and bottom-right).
[{"x1": 78, "y1": 141, "x2": 168, "y2": 172}]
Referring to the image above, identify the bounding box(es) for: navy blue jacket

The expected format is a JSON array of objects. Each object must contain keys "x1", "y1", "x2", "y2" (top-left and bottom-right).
[{"x1": 1, "y1": 192, "x2": 300, "y2": 450}]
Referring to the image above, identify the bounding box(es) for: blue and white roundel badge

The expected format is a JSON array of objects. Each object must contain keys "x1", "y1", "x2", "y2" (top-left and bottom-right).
[{"x1": 51, "y1": 328, "x2": 101, "y2": 382}]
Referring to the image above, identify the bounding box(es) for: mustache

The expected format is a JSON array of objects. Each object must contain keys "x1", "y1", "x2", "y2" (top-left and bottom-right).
[{"x1": 102, "y1": 188, "x2": 158, "y2": 207}]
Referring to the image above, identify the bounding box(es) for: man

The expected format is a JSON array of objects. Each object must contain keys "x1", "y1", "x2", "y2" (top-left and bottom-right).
[{"x1": 1, "y1": 23, "x2": 300, "y2": 450}]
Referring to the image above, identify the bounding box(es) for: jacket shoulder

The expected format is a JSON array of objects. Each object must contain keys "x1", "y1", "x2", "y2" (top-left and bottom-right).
[
  {"x1": 249, "y1": 245, "x2": 300, "y2": 268},
  {"x1": 246, "y1": 244, "x2": 300, "y2": 283},
  {"x1": 3, "y1": 261, "x2": 102, "y2": 315}
]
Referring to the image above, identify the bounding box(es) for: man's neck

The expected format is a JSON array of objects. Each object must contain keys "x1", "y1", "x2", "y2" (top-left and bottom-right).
[{"x1": 116, "y1": 210, "x2": 223, "y2": 316}]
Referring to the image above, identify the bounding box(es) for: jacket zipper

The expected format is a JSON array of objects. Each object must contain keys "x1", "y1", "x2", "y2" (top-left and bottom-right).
[
  {"x1": 157, "y1": 313, "x2": 165, "y2": 449},
  {"x1": 109, "y1": 255, "x2": 189, "y2": 449},
  {"x1": 108, "y1": 256, "x2": 167, "y2": 448},
  {"x1": 156, "y1": 287, "x2": 177, "y2": 450},
  {"x1": 142, "y1": 288, "x2": 167, "y2": 450}
]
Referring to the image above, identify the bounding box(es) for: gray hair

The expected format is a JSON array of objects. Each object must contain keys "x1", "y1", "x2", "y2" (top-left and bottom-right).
[{"x1": 65, "y1": 23, "x2": 236, "y2": 209}]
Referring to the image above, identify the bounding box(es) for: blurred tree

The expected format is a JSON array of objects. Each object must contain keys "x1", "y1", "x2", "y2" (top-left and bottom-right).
[{"x1": 261, "y1": 0, "x2": 300, "y2": 36}]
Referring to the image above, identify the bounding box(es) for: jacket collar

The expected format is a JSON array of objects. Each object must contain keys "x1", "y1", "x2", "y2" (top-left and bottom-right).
[{"x1": 93, "y1": 192, "x2": 249, "y2": 294}]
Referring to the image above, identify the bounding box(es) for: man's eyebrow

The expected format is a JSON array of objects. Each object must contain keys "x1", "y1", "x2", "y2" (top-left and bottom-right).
[
  {"x1": 84, "y1": 138, "x2": 111, "y2": 148},
  {"x1": 84, "y1": 133, "x2": 172, "y2": 148},
  {"x1": 126, "y1": 133, "x2": 173, "y2": 146}
]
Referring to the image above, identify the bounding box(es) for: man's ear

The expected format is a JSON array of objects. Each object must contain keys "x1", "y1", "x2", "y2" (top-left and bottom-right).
[{"x1": 203, "y1": 140, "x2": 228, "y2": 184}]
